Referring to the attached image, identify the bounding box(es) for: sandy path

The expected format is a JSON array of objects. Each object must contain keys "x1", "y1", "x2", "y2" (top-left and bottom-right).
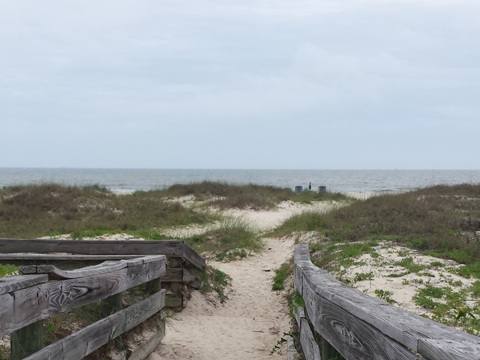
[
  {"x1": 149, "y1": 200, "x2": 342, "y2": 359},
  {"x1": 153, "y1": 236, "x2": 294, "y2": 360}
]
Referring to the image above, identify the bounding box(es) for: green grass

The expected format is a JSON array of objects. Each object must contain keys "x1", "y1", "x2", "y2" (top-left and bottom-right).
[
  {"x1": 274, "y1": 184, "x2": 480, "y2": 267},
  {"x1": 412, "y1": 284, "x2": 480, "y2": 335},
  {"x1": 394, "y1": 257, "x2": 426, "y2": 274},
  {"x1": 455, "y1": 263, "x2": 480, "y2": 279},
  {"x1": 185, "y1": 218, "x2": 262, "y2": 261},
  {"x1": 197, "y1": 266, "x2": 232, "y2": 303},
  {"x1": 374, "y1": 289, "x2": 395, "y2": 304},
  {"x1": 273, "y1": 261, "x2": 293, "y2": 291},
  {"x1": 0, "y1": 181, "x2": 348, "y2": 239},
  {"x1": 0, "y1": 264, "x2": 18, "y2": 276},
  {"x1": 0, "y1": 183, "x2": 214, "y2": 238},
  {"x1": 418, "y1": 285, "x2": 445, "y2": 298},
  {"x1": 310, "y1": 240, "x2": 378, "y2": 273},
  {"x1": 160, "y1": 181, "x2": 351, "y2": 210}
]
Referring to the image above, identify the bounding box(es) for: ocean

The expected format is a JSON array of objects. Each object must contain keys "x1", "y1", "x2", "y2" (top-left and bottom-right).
[{"x1": 1, "y1": 168, "x2": 479, "y2": 195}]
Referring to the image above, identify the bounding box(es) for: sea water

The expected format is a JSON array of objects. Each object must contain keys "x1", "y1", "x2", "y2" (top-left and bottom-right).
[{"x1": 0, "y1": 168, "x2": 479, "y2": 195}]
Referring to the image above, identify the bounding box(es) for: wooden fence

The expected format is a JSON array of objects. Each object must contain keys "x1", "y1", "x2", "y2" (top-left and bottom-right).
[
  {"x1": 0, "y1": 238, "x2": 206, "y2": 310},
  {"x1": 1, "y1": 255, "x2": 166, "y2": 360},
  {"x1": 293, "y1": 244, "x2": 480, "y2": 360}
]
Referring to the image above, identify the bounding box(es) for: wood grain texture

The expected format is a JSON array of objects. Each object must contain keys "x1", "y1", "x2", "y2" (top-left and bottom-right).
[
  {"x1": 0, "y1": 257, "x2": 166, "y2": 336},
  {"x1": 299, "y1": 317, "x2": 321, "y2": 360},
  {"x1": 20, "y1": 260, "x2": 128, "y2": 279},
  {"x1": 294, "y1": 244, "x2": 480, "y2": 360},
  {"x1": 0, "y1": 238, "x2": 205, "y2": 269},
  {"x1": 0, "y1": 274, "x2": 48, "y2": 295},
  {"x1": 0, "y1": 239, "x2": 183, "y2": 256},
  {"x1": 24, "y1": 290, "x2": 165, "y2": 360},
  {"x1": 0, "y1": 253, "x2": 139, "y2": 262}
]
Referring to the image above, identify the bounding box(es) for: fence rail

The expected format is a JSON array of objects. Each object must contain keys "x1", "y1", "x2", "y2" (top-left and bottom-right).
[
  {"x1": 1, "y1": 255, "x2": 167, "y2": 360},
  {"x1": 293, "y1": 244, "x2": 480, "y2": 360},
  {"x1": 0, "y1": 238, "x2": 205, "y2": 310}
]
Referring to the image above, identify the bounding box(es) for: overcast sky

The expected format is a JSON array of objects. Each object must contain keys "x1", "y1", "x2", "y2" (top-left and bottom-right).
[{"x1": 1, "y1": 0, "x2": 479, "y2": 170}]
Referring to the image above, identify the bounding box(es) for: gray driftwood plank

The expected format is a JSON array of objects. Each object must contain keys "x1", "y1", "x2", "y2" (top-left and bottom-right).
[
  {"x1": 0, "y1": 256, "x2": 166, "y2": 336},
  {"x1": 182, "y1": 243, "x2": 206, "y2": 269},
  {"x1": 20, "y1": 260, "x2": 129, "y2": 279},
  {"x1": 0, "y1": 239, "x2": 184, "y2": 256},
  {"x1": 24, "y1": 290, "x2": 165, "y2": 360},
  {"x1": 299, "y1": 316, "x2": 321, "y2": 360},
  {"x1": 294, "y1": 244, "x2": 480, "y2": 360},
  {"x1": 0, "y1": 238, "x2": 205, "y2": 269},
  {"x1": 0, "y1": 254, "x2": 139, "y2": 262},
  {"x1": 0, "y1": 275, "x2": 48, "y2": 295}
]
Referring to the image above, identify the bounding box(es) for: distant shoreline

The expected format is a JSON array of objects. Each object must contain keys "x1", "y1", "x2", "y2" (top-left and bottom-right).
[{"x1": 1, "y1": 168, "x2": 479, "y2": 195}]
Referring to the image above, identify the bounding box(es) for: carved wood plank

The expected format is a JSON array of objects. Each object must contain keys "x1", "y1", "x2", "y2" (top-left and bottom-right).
[
  {"x1": 24, "y1": 290, "x2": 165, "y2": 360},
  {"x1": 0, "y1": 274, "x2": 48, "y2": 295},
  {"x1": 294, "y1": 244, "x2": 480, "y2": 360},
  {"x1": 182, "y1": 243, "x2": 206, "y2": 269},
  {"x1": 0, "y1": 239, "x2": 205, "y2": 269},
  {"x1": 0, "y1": 239, "x2": 184, "y2": 257},
  {"x1": 20, "y1": 260, "x2": 128, "y2": 279},
  {"x1": 0, "y1": 253, "x2": 139, "y2": 262},
  {"x1": 418, "y1": 338, "x2": 480, "y2": 360},
  {"x1": 0, "y1": 257, "x2": 166, "y2": 336}
]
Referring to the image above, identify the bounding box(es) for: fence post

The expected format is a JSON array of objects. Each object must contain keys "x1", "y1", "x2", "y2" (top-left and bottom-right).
[
  {"x1": 11, "y1": 320, "x2": 44, "y2": 360},
  {"x1": 146, "y1": 278, "x2": 162, "y2": 295}
]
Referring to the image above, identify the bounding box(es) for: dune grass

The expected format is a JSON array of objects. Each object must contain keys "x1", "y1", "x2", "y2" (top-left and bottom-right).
[
  {"x1": 160, "y1": 181, "x2": 350, "y2": 210},
  {"x1": 185, "y1": 218, "x2": 262, "y2": 261},
  {"x1": 0, "y1": 183, "x2": 214, "y2": 238},
  {"x1": 274, "y1": 184, "x2": 480, "y2": 267},
  {"x1": 0, "y1": 181, "x2": 348, "y2": 240}
]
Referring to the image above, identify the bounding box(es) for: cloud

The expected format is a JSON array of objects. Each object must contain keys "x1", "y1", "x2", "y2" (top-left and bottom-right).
[{"x1": 0, "y1": 0, "x2": 479, "y2": 169}]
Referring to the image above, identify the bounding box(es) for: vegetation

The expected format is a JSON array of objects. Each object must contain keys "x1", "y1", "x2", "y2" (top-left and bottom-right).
[
  {"x1": 161, "y1": 181, "x2": 350, "y2": 209},
  {"x1": 186, "y1": 218, "x2": 262, "y2": 261},
  {"x1": 272, "y1": 260, "x2": 293, "y2": 291},
  {"x1": 196, "y1": 266, "x2": 232, "y2": 303},
  {"x1": 0, "y1": 183, "x2": 212, "y2": 238},
  {"x1": 0, "y1": 181, "x2": 348, "y2": 239},
  {"x1": 275, "y1": 184, "x2": 480, "y2": 266},
  {"x1": 273, "y1": 184, "x2": 480, "y2": 335},
  {"x1": 0, "y1": 264, "x2": 18, "y2": 276}
]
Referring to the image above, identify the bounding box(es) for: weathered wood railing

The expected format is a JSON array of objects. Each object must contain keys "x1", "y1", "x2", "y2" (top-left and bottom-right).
[
  {"x1": 0, "y1": 255, "x2": 166, "y2": 360},
  {"x1": 293, "y1": 244, "x2": 480, "y2": 360},
  {"x1": 0, "y1": 238, "x2": 205, "y2": 310}
]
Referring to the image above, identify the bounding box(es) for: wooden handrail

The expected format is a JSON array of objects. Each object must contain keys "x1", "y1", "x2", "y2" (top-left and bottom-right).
[
  {"x1": 0, "y1": 238, "x2": 205, "y2": 269},
  {"x1": 0, "y1": 255, "x2": 167, "y2": 360},
  {"x1": 0, "y1": 255, "x2": 166, "y2": 337},
  {"x1": 294, "y1": 244, "x2": 480, "y2": 360}
]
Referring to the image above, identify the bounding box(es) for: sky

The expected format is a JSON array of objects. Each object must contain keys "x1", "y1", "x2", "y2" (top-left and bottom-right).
[{"x1": 1, "y1": 0, "x2": 479, "y2": 170}]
